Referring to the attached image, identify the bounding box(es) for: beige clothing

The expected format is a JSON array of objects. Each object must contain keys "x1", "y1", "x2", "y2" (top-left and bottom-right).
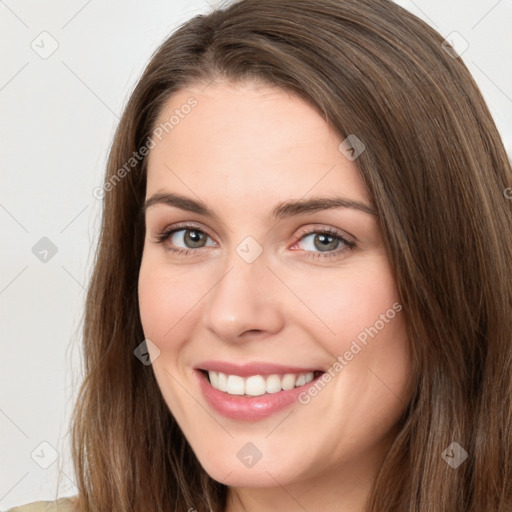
[{"x1": 6, "y1": 497, "x2": 77, "y2": 512}]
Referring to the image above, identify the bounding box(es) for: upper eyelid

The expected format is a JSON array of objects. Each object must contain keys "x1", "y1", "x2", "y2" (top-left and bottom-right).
[{"x1": 161, "y1": 222, "x2": 216, "y2": 242}]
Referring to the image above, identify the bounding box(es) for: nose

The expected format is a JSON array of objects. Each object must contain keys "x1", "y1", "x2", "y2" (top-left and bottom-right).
[{"x1": 200, "y1": 245, "x2": 285, "y2": 343}]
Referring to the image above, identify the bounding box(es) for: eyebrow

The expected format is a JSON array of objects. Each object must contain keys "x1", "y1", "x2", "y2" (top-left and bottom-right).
[{"x1": 140, "y1": 191, "x2": 378, "y2": 220}]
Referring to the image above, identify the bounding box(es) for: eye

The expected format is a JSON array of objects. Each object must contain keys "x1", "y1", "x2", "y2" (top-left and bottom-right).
[
  {"x1": 152, "y1": 223, "x2": 356, "y2": 260},
  {"x1": 292, "y1": 227, "x2": 356, "y2": 260},
  {"x1": 153, "y1": 224, "x2": 216, "y2": 255}
]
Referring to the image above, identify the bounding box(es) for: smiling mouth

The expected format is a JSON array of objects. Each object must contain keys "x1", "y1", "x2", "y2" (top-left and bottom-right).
[{"x1": 199, "y1": 369, "x2": 324, "y2": 397}]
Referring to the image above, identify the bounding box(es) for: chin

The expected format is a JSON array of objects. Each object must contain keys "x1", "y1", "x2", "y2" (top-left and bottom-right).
[{"x1": 191, "y1": 439, "x2": 309, "y2": 488}]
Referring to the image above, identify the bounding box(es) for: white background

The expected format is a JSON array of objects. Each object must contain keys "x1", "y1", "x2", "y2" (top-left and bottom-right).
[{"x1": 1, "y1": 0, "x2": 511, "y2": 509}]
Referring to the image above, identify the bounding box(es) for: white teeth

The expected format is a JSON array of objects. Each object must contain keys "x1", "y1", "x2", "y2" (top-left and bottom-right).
[
  {"x1": 217, "y1": 372, "x2": 228, "y2": 392},
  {"x1": 207, "y1": 370, "x2": 317, "y2": 396},
  {"x1": 281, "y1": 373, "x2": 296, "y2": 390},
  {"x1": 209, "y1": 370, "x2": 219, "y2": 389},
  {"x1": 266, "y1": 374, "x2": 282, "y2": 394},
  {"x1": 295, "y1": 374, "x2": 306, "y2": 387},
  {"x1": 226, "y1": 375, "x2": 245, "y2": 395},
  {"x1": 245, "y1": 375, "x2": 266, "y2": 396}
]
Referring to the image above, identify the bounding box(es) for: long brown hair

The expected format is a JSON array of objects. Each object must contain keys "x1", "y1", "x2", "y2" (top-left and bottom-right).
[{"x1": 67, "y1": 0, "x2": 512, "y2": 510}]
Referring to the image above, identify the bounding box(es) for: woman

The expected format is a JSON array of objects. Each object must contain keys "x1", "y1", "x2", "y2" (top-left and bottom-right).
[{"x1": 9, "y1": 0, "x2": 512, "y2": 510}]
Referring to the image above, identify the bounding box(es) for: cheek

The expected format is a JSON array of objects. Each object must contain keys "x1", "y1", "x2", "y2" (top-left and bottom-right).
[
  {"x1": 315, "y1": 267, "x2": 411, "y2": 434},
  {"x1": 137, "y1": 252, "x2": 227, "y2": 386},
  {"x1": 286, "y1": 256, "x2": 401, "y2": 353},
  {"x1": 137, "y1": 255, "x2": 195, "y2": 350},
  {"x1": 137, "y1": 257, "x2": 203, "y2": 413},
  {"x1": 138, "y1": 266, "x2": 170, "y2": 342},
  {"x1": 289, "y1": 254, "x2": 411, "y2": 406}
]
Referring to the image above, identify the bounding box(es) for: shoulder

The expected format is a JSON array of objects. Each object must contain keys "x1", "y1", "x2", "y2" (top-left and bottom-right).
[{"x1": 6, "y1": 496, "x2": 78, "y2": 512}]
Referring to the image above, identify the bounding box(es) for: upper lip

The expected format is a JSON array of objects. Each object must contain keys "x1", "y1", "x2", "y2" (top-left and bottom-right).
[{"x1": 196, "y1": 360, "x2": 323, "y2": 377}]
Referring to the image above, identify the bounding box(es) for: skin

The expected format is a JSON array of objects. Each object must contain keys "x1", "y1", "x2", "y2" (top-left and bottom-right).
[{"x1": 138, "y1": 79, "x2": 412, "y2": 512}]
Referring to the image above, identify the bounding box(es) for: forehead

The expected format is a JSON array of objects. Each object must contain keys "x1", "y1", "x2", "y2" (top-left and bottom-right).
[{"x1": 145, "y1": 80, "x2": 369, "y2": 209}]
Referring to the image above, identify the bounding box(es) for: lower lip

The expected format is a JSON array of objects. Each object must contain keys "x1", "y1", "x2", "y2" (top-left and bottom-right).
[{"x1": 195, "y1": 369, "x2": 323, "y2": 421}]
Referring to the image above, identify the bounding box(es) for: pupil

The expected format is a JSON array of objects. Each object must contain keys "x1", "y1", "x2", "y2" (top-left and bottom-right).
[
  {"x1": 315, "y1": 233, "x2": 337, "y2": 251},
  {"x1": 185, "y1": 230, "x2": 204, "y2": 248}
]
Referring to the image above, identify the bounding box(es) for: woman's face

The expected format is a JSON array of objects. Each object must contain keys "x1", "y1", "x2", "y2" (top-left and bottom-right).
[{"x1": 138, "y1": 80, "x2": 412, "y2": 506}]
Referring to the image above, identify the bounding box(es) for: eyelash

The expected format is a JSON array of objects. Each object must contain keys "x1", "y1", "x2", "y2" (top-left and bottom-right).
[{"x1": 152, "y1": 222, "x2": 356, "y2": 261}]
